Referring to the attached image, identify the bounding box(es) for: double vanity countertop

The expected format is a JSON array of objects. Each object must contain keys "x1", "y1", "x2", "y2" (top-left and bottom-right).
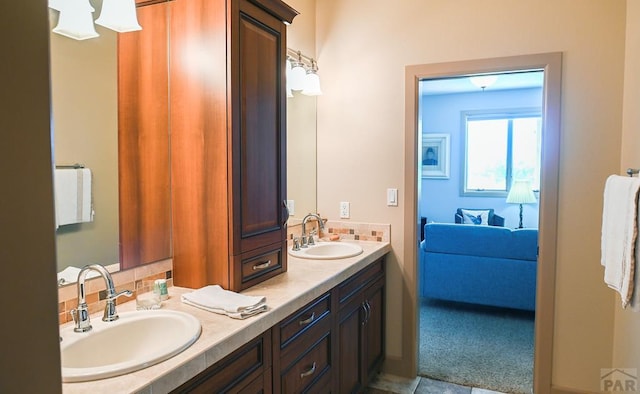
[{"x1": 61, "y1": 240, "x2": 391, "y2": 394}]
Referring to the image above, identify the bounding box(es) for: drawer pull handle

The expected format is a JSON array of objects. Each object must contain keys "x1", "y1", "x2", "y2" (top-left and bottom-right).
[
  {"x1": 300, "y1": 362, "x2": 317, "y2": 378},
  {"x1": 252, "y1": 260, "x2": 272, "y2": 271},
  {"x1": 299, "y1": 312, "x2": 315, "y2": 326}
]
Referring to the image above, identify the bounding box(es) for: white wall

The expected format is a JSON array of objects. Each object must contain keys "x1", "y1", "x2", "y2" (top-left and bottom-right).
[{"x1": 315, "y1": 1, "x2": 625, "y2": 391}]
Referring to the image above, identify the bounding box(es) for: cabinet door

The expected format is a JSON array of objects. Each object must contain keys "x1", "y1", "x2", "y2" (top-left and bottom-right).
[
  {"x1": 230, "y1": 0, "x2": 288, "y2": 255},
  {"x1": 118, "y1": 1, "x2": 171, "y2": 269},
  {"x1": 363, "y1": 277, "x2": 385, "y2": 383},
  {"x1": 336, "y1": 297, "x2": 365, "y2": 393}
]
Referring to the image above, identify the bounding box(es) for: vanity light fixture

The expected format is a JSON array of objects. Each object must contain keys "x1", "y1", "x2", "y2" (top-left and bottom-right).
[
  {"x1": 50, "y1": 0, "x2": 142, "y2": 41},
  {"x1": 52, "y1": 0, "x2": 100, "y2": 41},
  {"x1": 286, "y1": 48, "x2": 322, "y2": 96},
  {"x1": 469, "y1": 75, "x2": 498, "y2": 91},
  {"x1": 288, "y1": 51, "x2": 307, "y2": 91},
  {"x1": 95, "y1": 0, "x2": 142, "y2": 33},
  {"x1": 302, "y1": 60, "x2": 322, "y2": 96}
]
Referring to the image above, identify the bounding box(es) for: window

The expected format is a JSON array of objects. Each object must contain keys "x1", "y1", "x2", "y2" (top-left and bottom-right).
[{"x1": 463, "y1": 110, "x2": 541, "y2": 196}]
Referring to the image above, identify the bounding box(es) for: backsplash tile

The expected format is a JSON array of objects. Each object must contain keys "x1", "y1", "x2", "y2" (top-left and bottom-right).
[
  {"x1": 57, "y1": 259, "x2": 173, "y2": 325},
  {"x1": 288, "y1": 219, "x2": 390, "y2": 243}
]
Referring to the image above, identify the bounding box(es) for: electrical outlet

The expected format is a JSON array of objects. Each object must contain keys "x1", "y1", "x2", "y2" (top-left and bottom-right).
[
  {"x1": 286, "y1": 199, "x2": 295, "y2": 216},
  {"x1": 339, "y1": 201, "x2": 350, "y2": 219}
]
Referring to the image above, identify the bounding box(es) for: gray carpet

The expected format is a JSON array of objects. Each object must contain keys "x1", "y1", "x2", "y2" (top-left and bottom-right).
[{"x1": 418, "y1": 298, "x2": 534, "y2": 394}]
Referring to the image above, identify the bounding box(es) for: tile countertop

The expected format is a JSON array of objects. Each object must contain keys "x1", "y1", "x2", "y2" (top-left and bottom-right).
[{"x1": 61, "y1": 240, "x2": 391, "y2": 394}]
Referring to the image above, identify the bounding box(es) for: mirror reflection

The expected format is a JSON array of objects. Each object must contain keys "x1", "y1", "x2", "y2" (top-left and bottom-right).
[
  {"x1": 50, "y1": 6, "x2": 120, "y2": 284},
  {"x1": 51, "y1": 4, "x2": 318, "y2": 285}
]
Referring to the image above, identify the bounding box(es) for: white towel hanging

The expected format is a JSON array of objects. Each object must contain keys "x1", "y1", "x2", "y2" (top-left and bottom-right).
[
  {"x1": 54, "y1": 168, "x2": 94, "y2": 227},
  {"x1": 601, "y1": 174, "x2": 640, "y2": 307}
]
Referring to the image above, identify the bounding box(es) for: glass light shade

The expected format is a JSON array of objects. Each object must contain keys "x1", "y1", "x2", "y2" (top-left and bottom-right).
[
  {"x1": 289, "y1": 63, "x2": 306, "y2": 91},
  {"x1": 302, "y1": 71, "x2": 322, "y2": 96},
  {"x1": 95, "y1": 0, "x2": 142, "y2": 33},
  {"x1": 469, "y1": 75, "x2": 498, "y2": 89},
  {"x1": 286, "y1": 59, "x2": 293, "y2": 98},
  {"x1": 48, "y1": 0, "x2": 66, "y2": 11},
  {"x1": 52, "y1": 0, "x2": 99, "y2": 41},
  {"x1": 506, "y1": 180, "x2": 536, "y2": 204}
]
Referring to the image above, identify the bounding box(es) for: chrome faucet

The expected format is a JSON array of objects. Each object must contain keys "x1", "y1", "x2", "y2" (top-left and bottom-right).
[
  {"x1": 301, "y1": 213, "x2": 325, "y2": 247},
  {"x1": 71, "y1": 264, "x2": 132, "y2": 333}
]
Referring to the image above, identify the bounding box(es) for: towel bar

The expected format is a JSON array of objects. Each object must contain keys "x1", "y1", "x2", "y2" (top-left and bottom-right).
[{"x1": 56, "y1": 163, "x2": 85, "y2": 169}]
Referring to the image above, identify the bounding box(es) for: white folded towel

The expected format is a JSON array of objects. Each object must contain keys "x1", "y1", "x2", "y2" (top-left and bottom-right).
[
  {"x1": 181, "y1": 285, "x2": 267, "y2": 319},
  {"x1": 601, "y1": 175, "x2": 640, "y2": 307},
  {"x1": 54, "y1": 168, "x2": 93, "y2": 227}
]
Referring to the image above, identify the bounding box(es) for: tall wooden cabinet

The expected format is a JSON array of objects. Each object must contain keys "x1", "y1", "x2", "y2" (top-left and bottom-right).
[{"x1": 170, "y1": 0, "x2": 297, "y2": 290}]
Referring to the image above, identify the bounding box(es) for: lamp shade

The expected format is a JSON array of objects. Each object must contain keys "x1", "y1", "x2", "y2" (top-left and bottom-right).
[
  {"x1": 302, "y1": 71, "x2": 322, "y2": 96},
  {"x1": 48, "y1": 0, "x2": 65, "y2": 11},
  {"x1": 506, "y1": 180, "x2": 536, "y2": 204},
  {"x1": 289, "y1": 62, "x2": 306, "y2": 91},
  {"x1": 52, "y1": 0, "x2": 99, "y2": 40},
  {"x1": 95, "y1": 0, "x2": 142, "y2": 33}
]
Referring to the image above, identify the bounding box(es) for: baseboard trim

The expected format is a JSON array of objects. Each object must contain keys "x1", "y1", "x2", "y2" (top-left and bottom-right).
[{"x1": 551, "y1": 385, "x2": 597, "y2": 394}]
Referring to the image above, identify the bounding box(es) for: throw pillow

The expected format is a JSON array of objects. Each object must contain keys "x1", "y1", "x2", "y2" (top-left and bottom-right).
[{"x1": 461, "y1": 209, "x2": 490, "y2": 225}]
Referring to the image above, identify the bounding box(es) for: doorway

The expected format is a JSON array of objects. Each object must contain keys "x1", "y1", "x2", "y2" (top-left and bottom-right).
[
  {"x1": 418, "y1": 70, "x2": 542, "y2": 393},
  {"x1": 403, "y1": 53, "x2": 562, "y2": 393}
]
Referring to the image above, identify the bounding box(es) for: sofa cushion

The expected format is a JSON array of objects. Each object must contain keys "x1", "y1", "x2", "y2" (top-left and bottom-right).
[
  {"x1": 422, "y1": 223, "x2": 538, "y2": 261},
  {"x1": 460, "y1": 209, "x2": 491, "y2": 225}
]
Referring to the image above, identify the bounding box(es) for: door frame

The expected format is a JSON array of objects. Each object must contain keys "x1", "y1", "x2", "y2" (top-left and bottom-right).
[{"x1": 403, "y1": 53, "x2": 562, "y2": 392}]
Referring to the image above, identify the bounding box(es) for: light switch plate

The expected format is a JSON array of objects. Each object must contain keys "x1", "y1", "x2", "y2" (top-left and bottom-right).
[
  {"x1": 387, "y1": 188, "x2": 398, "y2": 206},
  {"x1": 286, "y1": 199, "x2": 295, "y2": 216}
]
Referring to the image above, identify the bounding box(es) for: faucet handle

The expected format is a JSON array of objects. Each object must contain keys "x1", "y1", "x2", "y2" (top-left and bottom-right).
[
  {"x1": 103, "y1": 289, "x2": 133, "y2": 322},
  {"x1": 292, "y1": 237, "x2": 301, "y2": 251}
]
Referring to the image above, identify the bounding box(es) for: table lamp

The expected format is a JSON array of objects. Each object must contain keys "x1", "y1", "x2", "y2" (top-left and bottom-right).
[{"x1": 506, "y1": 180, "x2": 536, "y2": 228}]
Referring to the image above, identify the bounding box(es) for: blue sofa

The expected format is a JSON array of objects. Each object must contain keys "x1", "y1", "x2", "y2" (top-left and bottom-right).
[{"x1": 419, "y1": 223, "x2": 538, "y2": 311}]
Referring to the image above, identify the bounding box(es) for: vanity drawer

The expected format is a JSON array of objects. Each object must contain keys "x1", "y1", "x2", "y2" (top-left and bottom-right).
[
  {"x1": 279, "y1": 292, "x2": 331, "y2": 349},
  {"x1": 280, "y1": 331, "x2": 332, "y2": 394},
  {"x1": 337, "y1": 258, "x2": 385, "y2": 307},
  {"x1": 233, "y1": 242, "x2": 286, "y2": 290},
  {"x1": 171, "y1": 330, "x2": 271, "y2": 393}
]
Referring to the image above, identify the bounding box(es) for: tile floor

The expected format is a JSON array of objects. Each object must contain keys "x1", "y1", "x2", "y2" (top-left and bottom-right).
[{"x1": 367, "y1": 373, "x2": 506, "y2": 394}]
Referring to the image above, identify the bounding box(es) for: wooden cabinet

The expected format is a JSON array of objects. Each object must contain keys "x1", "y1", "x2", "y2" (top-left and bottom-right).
[
  {"x1": 171, "y1": 330, "x2": 272, "y2": 393},
  {"x1": 336, "y1": 259, "x2": 386, "y2": 393},
  {"x1": 171, "y1": 257, "x2": 386, "y2": 393},
  {"x1": 170, "y1": 0, "x2": 297, "y2": 291},
  {"x1": 273, "y1": 292, "x2": 333, "y2": 393},
  {"x1": 117, "y1": 0, "x2": 172, "y2": 270}
]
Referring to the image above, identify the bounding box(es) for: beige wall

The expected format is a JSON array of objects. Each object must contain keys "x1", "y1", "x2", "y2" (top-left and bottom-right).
[
  {"x1": 614, "y1": 0, "x2": 640, "y2": 374},
  {"x1": 315, "y1": 0, "x2": 625, "y2": 391},
  {"x1": 0, "y1": 1, "x2": 62, "y2": 392}
]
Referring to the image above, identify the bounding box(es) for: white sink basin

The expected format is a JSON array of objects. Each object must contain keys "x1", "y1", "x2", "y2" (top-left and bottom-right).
[
  {"x1": 60, "y1": 309, "x2": 201, "y2": 382},
  {"x1": 289, "y1": 242, "x2": 363, "y2": 260}
]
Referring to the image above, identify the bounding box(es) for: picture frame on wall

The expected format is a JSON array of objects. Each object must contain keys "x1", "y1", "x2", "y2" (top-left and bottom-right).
[{"x1": 422, "y1": 133, "x2": 450, "y2": 179}]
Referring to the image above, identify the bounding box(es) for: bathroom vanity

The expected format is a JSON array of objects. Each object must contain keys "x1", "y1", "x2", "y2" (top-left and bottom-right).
[{"x1": 60, "y1": 241, "x2": 390, "y2": 393}]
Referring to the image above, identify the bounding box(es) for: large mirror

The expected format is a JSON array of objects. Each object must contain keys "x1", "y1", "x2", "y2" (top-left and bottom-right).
[
  {"x1": 50, "y1": 5, "x2": 318, "y2": 284},
  {"x1": 50, "y1": 6, "x2": 121, "y2": 284}
]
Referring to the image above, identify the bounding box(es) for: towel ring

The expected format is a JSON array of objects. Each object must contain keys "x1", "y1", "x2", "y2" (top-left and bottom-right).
[{"x1": 627, "y1": 168, "x2": 639, "y2": 177}]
